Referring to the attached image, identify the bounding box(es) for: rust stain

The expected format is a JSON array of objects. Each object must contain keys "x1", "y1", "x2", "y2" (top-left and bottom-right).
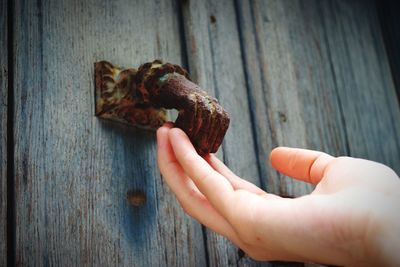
[{"x1": 94, "y1": 60, "x2": 230, "y2": 155}]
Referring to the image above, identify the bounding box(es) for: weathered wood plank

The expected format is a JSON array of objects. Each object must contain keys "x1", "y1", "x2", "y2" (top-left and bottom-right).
[
  {"x1": 237, "y1": 0, "x2": 349, "y2": 197},
  {"x1": 182, "y1": 0, "x2": 275, "y2": 266},
  {"x1": 181, "y1": 0, "x2": 264, "y2": 266},
  {"x1": 11, "y1": 0, "x2": 400, "y2": 266},
  {"x1": 377, "y1": 0, "x2": 400, "y2": 102},
  {"x1": 237, "y1": 0, "x2": 400, "y2": 198},
  {"x1": 13, "y1": 0, "x2": 206, "y2": 266},
  {"x1": 319, "y1": 0, "x2": 400, "y2": 173},
  {"x1": 0, "y1": 0, "x2": 8, "y2": 265}
]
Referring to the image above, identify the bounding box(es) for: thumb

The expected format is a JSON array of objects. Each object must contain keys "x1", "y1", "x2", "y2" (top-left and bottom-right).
[{"x1": 269, "y1": 147, "x2": 335, "y2": 185}]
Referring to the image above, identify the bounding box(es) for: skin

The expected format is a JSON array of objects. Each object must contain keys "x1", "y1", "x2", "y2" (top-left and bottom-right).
[{"x1": 156, "y1": 123, "x2": 400, "y2": 267}]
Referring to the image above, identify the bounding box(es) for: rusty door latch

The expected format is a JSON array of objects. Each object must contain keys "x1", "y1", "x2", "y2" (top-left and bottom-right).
[{"x1": 95, "y1": 60, "x2": 230, "y2": 155}]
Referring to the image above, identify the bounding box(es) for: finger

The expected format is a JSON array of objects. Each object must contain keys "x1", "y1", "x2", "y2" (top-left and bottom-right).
[
  {"x1": 205, "y1": 154, "x2": 266, "y2": 195},
  {"x1": 157, "y1": 123, "x2": 201, "y2": 196},
  {"x1": 270, "y1": 147, "x2": 335, "y2": 185},
  {"x1": 168, "y1": 128, "x2": 234, "y2": 214},
  {"x1": 156, "y1": 125, "x2": 244, "y2": 245}
]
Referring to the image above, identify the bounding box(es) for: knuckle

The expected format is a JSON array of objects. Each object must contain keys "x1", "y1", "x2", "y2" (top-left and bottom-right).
[
  {"x1": 181, "y1": 150, "x2": 198, "y2": 165},
  {"x1": 199, "y1": 170, "x2": 215, "y2": 185},
  {"x1": 188, "y1": 187, "x2": 198, "y2": 198},
  {"x1": 325, "y1": 156, "x2": 349, "y2": 173}
]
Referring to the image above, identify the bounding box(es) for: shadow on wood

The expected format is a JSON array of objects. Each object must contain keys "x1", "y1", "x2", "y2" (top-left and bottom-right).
[{"x1": 98, "y1": 120, "x2": 158, "y2": 248}]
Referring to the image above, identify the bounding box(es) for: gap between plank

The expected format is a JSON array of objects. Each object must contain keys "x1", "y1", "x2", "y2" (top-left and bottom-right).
[
  {"x1": 7, "y1": 0, "x2": 16, "y2": 266},
  {"x1": 233, "y1": 0, "x2": 267, "y2": 191},
  {"x1": 176, "y1": 0, "x2": 190, "y2": 71},
  {"x1": 375, "y1": 0, "x2": 400, "y2": 105},
  {"x1": 317, "y1": 1, "x2": 351, "y2": 156}
]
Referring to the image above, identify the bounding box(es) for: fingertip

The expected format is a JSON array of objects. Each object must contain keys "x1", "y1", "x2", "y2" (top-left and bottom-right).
[
  {"x1": 164, "y1": 121, "x2": 174, "y2": 128},
  {"x1": 269, "y1": 147, "x2": 279, "y2": 162},
  {"x1": 157, "y1": 122, "x2": 175, "y2": 141},
  {"x1": 168, "y1": 127, "x2": 197, "y2": 154},
  {"x1": 269, "y1": 147, "x2": 335, "y2": 184},
  {"x1": 169, "y1": 127, "x2": 186, "y2": 138},
  {"x1": 269, "y1": 147, "x2": 290, "y2": 168},
  {"x1": 158, "y1": 121, "x2": 173, "y2": 133},
  {"x1": 156, "y1": 126, "x2": 168, "y2": 146},
  {"x1": 168, "y1": 128, "x2": 183, "y2": 146}
]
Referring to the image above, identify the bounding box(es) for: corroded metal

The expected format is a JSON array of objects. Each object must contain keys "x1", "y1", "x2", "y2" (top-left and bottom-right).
[
  {"x1": 95, "y1": 60, "x2": 230, "y2": 155},
  {"x1": 95, "y1": 61, "x2": 167, "y2": 129}
]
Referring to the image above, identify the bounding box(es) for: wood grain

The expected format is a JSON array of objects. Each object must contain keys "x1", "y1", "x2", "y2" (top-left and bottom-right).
[
  {"x1": 10, "y1": 0, "x2": 400, "y2": 266},
  {"x1": 13, "y1": 0, "x2": 206, "y2": 266},
  {"x1": 236, "y1": 0, "x2": 348, "y2": 197},
  {"x1": 319, "y1": 0, "x2": 400, "y2": 172},
  {"x1": 377, "y1": 0, "x2": 400, "y2": 102},
  {"x1": 180, "y1": 0, "x2": 263, "y2": 265},
  {"x1": 237, "y1": 0, "x2": 400, "y2": 199},
  {"x1": 0, "y1": 0, "x2": 8, "y2": 265}
]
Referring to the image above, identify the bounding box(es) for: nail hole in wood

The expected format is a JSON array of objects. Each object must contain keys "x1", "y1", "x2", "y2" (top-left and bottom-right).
[
  {"x1": 126, "y1": 189, "x2": 146, "y2": 207},
  {"x1": 210, "y1": 15, "x2": 216, "y2": 24},
  {"x1": 278, "y1": 111, "x2": 287, "y2": 123}
]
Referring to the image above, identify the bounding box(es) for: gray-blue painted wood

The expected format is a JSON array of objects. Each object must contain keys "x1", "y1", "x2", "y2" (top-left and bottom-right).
[
  {"x1": 10, "y1": 0, "x2": 400, "y2": 266},
  {"x1": 1, "y1": 0, "x2": 8, "y2": 265},
  {"x1": 181, "y1": 0, "x2": 264, "y2": 266},
  {"x1": 13, "y1": 0, "x2": 206, "y2": 266},
  {"x1": 236, "y1": 0, "x2": 400, "y2": 200},
  {"x1": 319, "y1": 0, "x2": 400, "y2": 171},
  {"x1": 237, "y1": 0, "x2": 349, "y2": 197},
  {"x1": 378, "y1": 0, "x2": 400, "y2": 102}
]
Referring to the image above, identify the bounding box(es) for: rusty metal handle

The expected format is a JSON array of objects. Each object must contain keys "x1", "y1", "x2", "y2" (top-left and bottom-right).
[{"x1": 95, "y1": 60, "x2": 230, "y2": 155}]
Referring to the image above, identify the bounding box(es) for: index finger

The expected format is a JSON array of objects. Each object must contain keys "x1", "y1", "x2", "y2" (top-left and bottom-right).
[
  {"x1": 168, "y1": 128, "x2": 234, "y2": 214},
  {"x1": 270, "y1": 147, "x2": 335, "y2": 184}
]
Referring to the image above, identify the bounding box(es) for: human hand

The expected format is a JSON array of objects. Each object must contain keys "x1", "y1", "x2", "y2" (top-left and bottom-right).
[{"x1": 156, "y1": 123, "x2": 400, "y2": 267}]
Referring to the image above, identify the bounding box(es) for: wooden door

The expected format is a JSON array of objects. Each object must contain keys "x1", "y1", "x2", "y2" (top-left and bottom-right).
[{"x1": 2, "y1": 0, "x2": 399, "y2": 266}]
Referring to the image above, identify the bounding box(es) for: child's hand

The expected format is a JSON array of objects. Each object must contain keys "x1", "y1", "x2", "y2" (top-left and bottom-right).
[{"x1": 156, "y1": 123, "x2": 400, "y2": 267}]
